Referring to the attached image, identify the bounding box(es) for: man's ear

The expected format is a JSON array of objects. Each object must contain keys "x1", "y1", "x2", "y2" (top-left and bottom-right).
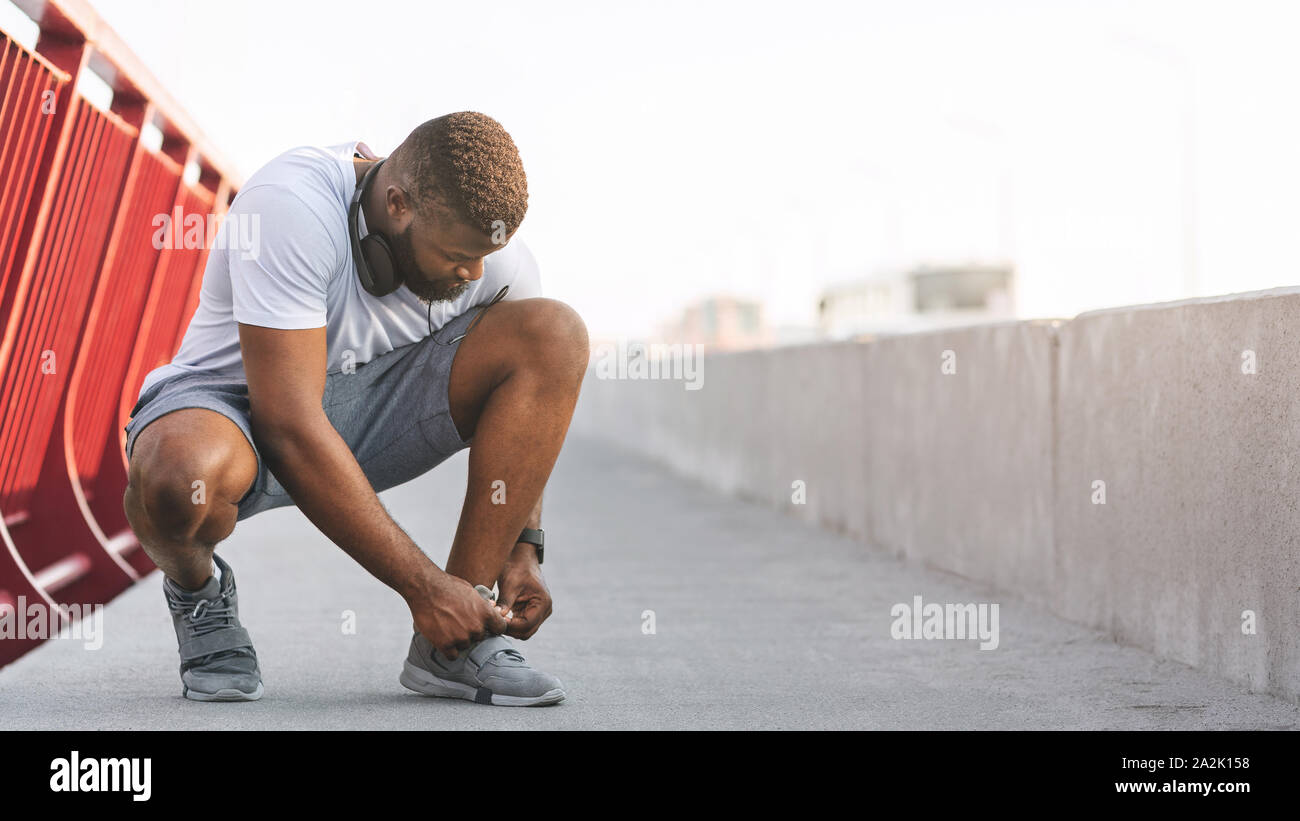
[{"x1": 385, "y1": 183, "x2": 412, "y2": 221}]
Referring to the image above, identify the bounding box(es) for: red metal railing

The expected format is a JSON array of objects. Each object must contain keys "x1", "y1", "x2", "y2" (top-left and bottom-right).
[{"x1": 0, "y1": 0, "x2": 239, "y2": 665}]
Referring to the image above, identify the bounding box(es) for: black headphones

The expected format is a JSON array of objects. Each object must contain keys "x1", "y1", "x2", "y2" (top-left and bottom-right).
[{"x1": 349, "y1": 159, "x2": 399, "y2": 297}]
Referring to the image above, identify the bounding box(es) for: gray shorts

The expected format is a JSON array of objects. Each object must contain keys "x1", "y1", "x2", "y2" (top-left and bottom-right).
[{"x1": 124, "y1": 304, "x2": 485, "y2": 521}]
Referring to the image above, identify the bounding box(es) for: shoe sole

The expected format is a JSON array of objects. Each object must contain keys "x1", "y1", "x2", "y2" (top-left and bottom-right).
[
  {"x1": 399, "y1": 660, "x2": 565, "y2": 706},
  {"x1": 183, "y1": 683, "x2": 264, "y2": 702}
]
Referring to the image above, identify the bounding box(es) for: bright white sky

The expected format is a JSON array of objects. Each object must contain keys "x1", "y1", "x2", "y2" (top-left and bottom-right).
[{"x1": 9, "y1": 0, "x2": 1300, "y2": 339}]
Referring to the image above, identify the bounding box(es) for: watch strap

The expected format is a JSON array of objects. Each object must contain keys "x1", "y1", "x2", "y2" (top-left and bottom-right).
[{"x1": 518, "y1": 527, "x2": 544, "y2": 564}]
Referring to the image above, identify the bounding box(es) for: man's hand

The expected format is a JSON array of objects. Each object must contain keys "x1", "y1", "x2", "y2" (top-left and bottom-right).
[
  {"x1": 408, "y1": 569, "x2": 509, "y2": 659},
  {"x1": 496, "y1": 543, "x2": 553, "y2": 639}
]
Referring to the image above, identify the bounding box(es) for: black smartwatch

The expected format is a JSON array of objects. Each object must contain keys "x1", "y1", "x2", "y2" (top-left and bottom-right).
[{"x1": 517, "y1": 527, "x2": 544, "y2": 565}]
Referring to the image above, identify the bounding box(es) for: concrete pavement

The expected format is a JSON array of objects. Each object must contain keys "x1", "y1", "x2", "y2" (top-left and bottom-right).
[{"x1": 1, "y1": 434, "x2": 1297, "y2": 730}]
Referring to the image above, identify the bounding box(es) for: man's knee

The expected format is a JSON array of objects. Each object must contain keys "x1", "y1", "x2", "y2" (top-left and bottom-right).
[
  {"x1": 126, "y1": 465, "x2": 207, "y2": 542},
  {"x1": 512, "y1": 298, "x2": 590, "y2": 382},
  {"x1": 125, "y1": 419, "x2": 255, "y2": 543}
]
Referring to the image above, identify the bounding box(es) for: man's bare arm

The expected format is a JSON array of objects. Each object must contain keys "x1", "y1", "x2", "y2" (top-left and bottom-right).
[
  {"x1": 237, "y1": 322, "x2": 506, "y2": 656},
  {"x1": 512, "y1": 492, "x2": 543, "y2": 560},
  {"x1": 524, "y1": 493, "x2": 542, "y2": 530}
]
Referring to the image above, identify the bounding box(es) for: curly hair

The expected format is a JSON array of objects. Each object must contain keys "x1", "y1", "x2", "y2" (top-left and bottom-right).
[{"x1": 389, "y1": 112, "x2": 528, "y2": 238}]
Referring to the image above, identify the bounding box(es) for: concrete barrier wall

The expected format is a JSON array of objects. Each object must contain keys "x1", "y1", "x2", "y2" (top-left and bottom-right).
[
  {"x1": 572, "y1": 288, "x2": 1300, "y2": 703},
  {"x1": 1054, "y1": 289, "x2": 1300, "y2": 702}
]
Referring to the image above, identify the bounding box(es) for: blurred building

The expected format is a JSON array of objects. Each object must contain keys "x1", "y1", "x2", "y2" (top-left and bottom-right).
[
  {"x1": 658, "y1": 295, "x2": 771, "y2": 351},
  {"x1": 818, "y1": 263, "x2": 1015, "y2": 338}
]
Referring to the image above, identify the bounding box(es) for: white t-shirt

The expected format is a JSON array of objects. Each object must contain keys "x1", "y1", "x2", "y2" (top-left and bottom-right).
[{"x1": 139, "y1": 140, "x2": 542, "y2": 394}]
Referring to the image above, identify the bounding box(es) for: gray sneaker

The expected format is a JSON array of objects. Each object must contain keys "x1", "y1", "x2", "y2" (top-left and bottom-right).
[
  {"x1": 162, "y1": 553, "x2": 263, "y2": 702},
  {"x1": 399, "y1": 585, "x2": 565, "y2": 706}
]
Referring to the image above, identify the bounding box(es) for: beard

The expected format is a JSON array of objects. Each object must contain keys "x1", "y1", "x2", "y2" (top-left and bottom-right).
[{"x1": 391, "y1": 224, "x2": 470, "y2": 305}]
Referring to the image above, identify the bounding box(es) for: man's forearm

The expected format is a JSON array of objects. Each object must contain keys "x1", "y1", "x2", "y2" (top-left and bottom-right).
[
  {"x1": 511, "y1": 493, "x2": 543, "y2": 563},
  {"x1": 254, "y1": 413, "x2": 439, "y2": 600},
  {"x1": 522, "y1": 493, "x2": 542, "y2": 533}
]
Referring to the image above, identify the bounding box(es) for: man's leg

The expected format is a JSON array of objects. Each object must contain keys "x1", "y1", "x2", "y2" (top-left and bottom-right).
[
  {"x1": 123, "y1": 407, "x2": 264, "y2": 700},
  {"x1": 397, "y1": 297, "x2": 587, "y2": 706},
  {"x1": 442, "y1": 297, "x2": 589, "y2": 587},
  {"x1": 123, "y1": 408, "x2": 259, "y2": 585}
]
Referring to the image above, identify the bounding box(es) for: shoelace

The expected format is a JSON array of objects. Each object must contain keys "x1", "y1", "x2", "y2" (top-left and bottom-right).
[
  {"x1": 166, "y1": 587, "x2": 252, "y2": 663},
  {"x1": 465, "y1": 585, "x2": 525, "y2": 663},
  {"x1": 185, "y1": 598, "x2": 236, "y2": 636},
  {"x1": 472, "y1": 585, "x2": 523, "y2": 662}
]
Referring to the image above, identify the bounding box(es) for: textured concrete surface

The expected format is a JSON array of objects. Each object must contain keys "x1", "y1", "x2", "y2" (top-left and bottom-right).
[
  {"x1": 1055, "y1": 288, "x2": 1300, "y2": 702},
  {"x1": 1, "y1": 435, "x2": 1296, "y2": 730},
  {"x1": 573, "y1": 289, "x2": 1300, "y2": 704}
]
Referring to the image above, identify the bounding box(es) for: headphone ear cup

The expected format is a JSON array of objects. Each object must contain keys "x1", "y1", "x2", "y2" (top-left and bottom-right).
[{"x1": 360, "y1": 233, "x2": 398, "y2": 296}]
